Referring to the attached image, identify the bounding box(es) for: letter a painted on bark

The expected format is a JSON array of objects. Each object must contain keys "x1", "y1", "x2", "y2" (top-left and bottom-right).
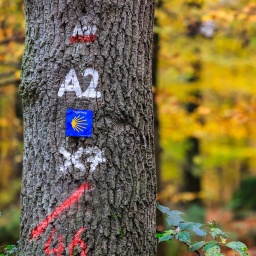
[{"x1": 58, "y1": 69, "x2": 82, "y2": 97}]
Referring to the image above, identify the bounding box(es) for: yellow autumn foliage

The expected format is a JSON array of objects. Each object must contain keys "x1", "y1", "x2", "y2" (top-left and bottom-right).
[{"x1": 157, "y1": 0, "x2": 256, "y2": 204}]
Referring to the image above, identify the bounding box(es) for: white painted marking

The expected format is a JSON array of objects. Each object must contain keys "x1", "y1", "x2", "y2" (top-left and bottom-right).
[
  {"x1": 82, "y1": 68, "x2": 100, "y2": 98},
  {"x1": 59, "y1": 147, "x2": 106, "y2": 173},
  {"x1": 72, "y1": 26, "x2": 83, "y2": 37},
  {"x1": 58, "y1": 68, "x2": 100, "y2": 98},
  {"x1": 59, "y1": 147, "x2": 85, "y2": 173},
  {"x1": 72, "y1": 18, "x2": 97, "y2": 36},
  {"x1": 84, "y1": 147, "x2": 106, "y2": 173},
  {"x1": 57, "y1": 69, "x2": 82, "y2": 98}
]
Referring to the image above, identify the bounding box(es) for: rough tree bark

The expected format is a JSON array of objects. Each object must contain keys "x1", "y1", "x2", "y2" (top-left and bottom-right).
[{"x1": 19, "y1": 1, "x2": 156, "y2": 255}]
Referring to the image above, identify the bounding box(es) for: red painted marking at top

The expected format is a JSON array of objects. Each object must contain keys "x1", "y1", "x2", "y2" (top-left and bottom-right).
[
  {"x1": 31, "y1": 183, "x2": 91, "y2": 240},
  {"x1": 70, "y1": 34, "x2": 96, "y2": 43}
]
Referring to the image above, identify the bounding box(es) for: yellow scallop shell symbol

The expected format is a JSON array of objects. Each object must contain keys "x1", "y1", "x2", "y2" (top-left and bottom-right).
[{"x1": 71, "y1": 115, "x2": 87, "y2": 132}]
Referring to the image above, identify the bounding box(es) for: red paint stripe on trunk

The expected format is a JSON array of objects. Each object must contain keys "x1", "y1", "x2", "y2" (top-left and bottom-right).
[
  {"x1": 70, "y1": 34, "x2": 96, "y2": 43},
  {"x1": 31, "y1": 183, "x2": 91, "y2": 239}
]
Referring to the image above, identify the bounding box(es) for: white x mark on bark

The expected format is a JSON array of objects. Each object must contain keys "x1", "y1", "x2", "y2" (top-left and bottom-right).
[
  {"x1": 59, "y1": 147, "x2": 106, "y2": 173},
  {"x1": 59, "y1": 147, "x2": 85, "y2": 173}
]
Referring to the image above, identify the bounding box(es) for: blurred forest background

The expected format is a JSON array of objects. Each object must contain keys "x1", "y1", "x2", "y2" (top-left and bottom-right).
[{"x1": 1, "y1": 0, "x2": 256, "y2": 255}]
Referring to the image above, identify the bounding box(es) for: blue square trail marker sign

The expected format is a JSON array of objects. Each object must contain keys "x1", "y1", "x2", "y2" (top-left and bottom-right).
[{"x1": 66, "y1": 109, "x2": 93, "y2": 137}]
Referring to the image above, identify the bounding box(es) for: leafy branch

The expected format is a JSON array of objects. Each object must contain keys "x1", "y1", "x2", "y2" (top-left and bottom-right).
[
  {"x1": 0, "y1": 245, "x2": 18, "y2": 256},
  {"x1": 156, "y1": 203, "x2": 250, "y2": 256}
]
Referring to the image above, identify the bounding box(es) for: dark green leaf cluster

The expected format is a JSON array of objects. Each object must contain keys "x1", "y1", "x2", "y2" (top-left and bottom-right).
[
  {"x1": 0, "y1": 244, "x2": 18, "y2": 256},
  {"x1": 156, "y1": 203, "x2": 249, "y2": 256}
]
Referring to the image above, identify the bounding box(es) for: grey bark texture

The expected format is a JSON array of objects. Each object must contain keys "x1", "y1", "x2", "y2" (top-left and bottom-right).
[{"x1": 19, "y1": 0, "x2": 156, "y2": 255}]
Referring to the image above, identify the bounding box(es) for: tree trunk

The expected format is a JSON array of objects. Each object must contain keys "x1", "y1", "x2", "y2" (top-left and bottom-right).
[
  {"x1": 183, "y1": 54, "x2": 202, "y2": 199},
  {"x1": 19, "y1": 1, "x2": 156, "y2": 255}
]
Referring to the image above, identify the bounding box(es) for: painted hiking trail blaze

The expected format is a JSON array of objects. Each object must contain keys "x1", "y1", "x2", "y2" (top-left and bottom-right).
[
  {"x1": 70, "y1": 18, "x2": 97, "y2": 43},
  {"x1": 31, "y1": 183, "x2": 91, "y2": 256},
  {"x1": 66, "y1": 109, "x2": 93, "y2": 137},
  {"x1": 58, "y1": 68, "x2": 100, "y2": 98},
  {"x1": 59, "y1": 146, "x2": 106, "y2": 173}
]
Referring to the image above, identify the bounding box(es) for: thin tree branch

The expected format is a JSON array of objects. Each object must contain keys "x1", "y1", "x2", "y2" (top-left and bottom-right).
[
  {"x1": 0, "y1": 61, "x2": 21, "y2": 69},
  {"x1": 0, "y1": 79, "x2": 20, "y2": 87},
  {"x1": 0, "y1": 36, "x2": 25, "y2": 45},
  {"x1": 0, "y1": 72, "x2": 15, "y2": 79},
  {"x1": 156, "y1": 212, "x2": 163, "y2": 218}
]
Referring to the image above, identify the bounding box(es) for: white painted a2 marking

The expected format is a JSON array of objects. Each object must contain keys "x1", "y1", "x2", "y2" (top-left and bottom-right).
[
  {"x1": 58, "y1": 68, "x2": 100, "y2": 98},
  {"x1": 59, "y1": 147, "x2": 106, "y2": 173}
]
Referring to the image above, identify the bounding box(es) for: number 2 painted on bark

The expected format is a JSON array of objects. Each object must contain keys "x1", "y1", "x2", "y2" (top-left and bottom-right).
[{"x1": 82, "y1": 68, "x2": 100, "y2": 98}]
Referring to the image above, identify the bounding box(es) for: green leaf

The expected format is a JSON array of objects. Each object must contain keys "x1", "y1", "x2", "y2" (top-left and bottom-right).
[
  {"x1": 156, "y1": 203, "x2": 186, "y2": 226},
  {"x1": 205, "y1": 245, "x2": 223, "y2": 256},
  {"x1": 166, "y1": 210, "x2": 185, "y2": 226},
  {"x1": 158, "y1": 234, "x2": 173, "y2": 243},
  {"x1": 188, "y1": 241, "x2": 206, "y2": 252},
  {"x1": 210, "y1": 228, "x2": 226, "y2": 239},
  {"x1": 157, "y1": 229, "x2": 175, "y2": 243},
  {"x1": 179, "y1": 222, "x2": 206, "y2": 237},
  {"x1": 175, "y1": 231, "x2": 191, "y2": 243},
  {"x1": 226, "y1": 241, "x2": 249, "y2": 256},
  {"x1": 4, "y1": 244, "x2": 18, "y2": 255},
  {"x1": 156, "y1": 203, "x2": 171, "y2": 214},
  {"x1": 202, "y1": 241, "x2": 218, "y2": 251}
]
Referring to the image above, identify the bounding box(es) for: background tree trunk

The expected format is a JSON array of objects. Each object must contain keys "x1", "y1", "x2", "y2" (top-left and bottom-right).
[
  {"x1": 19, "y1": 1, "x2": 156, "y2": 255},
  {"x1": 183, "y1": 50, "x2": 202, "y2": 200},
  {"x1": 152, "y1": 2, "x2": 167, "y2": 255}
]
